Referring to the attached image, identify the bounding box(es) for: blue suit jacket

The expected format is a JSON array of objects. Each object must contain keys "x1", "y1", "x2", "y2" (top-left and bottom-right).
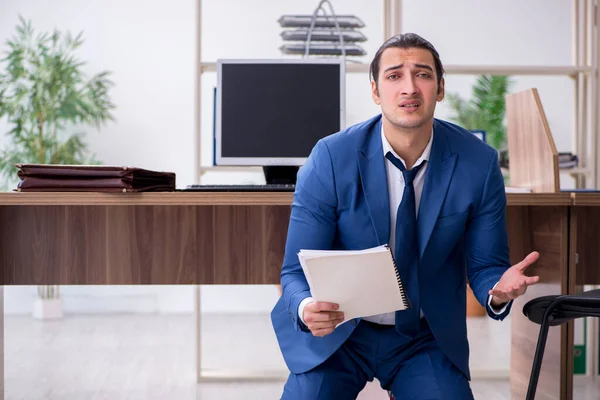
[{"x1": 271, "y1": 115, "x2": 512, "y2": 380}]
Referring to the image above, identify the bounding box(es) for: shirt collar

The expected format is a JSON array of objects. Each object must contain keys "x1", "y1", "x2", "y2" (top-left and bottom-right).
[{"x1": 381, "y1": 124, "x2": 433, "y2": 169}]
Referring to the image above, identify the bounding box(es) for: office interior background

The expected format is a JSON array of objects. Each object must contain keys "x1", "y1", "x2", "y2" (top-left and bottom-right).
[{"x1": 1, "y1": 0, "x2": 599, "y2": 399}]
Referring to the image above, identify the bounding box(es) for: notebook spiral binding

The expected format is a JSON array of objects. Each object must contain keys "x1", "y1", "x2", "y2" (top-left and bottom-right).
[{"x1": 385, "y1": 244, "x2": 411, "y2": 309}]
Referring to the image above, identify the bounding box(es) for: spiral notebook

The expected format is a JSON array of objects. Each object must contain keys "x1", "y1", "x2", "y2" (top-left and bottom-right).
[{"x1": 298, "y1": 245, "x2": 410, "y2": 325}]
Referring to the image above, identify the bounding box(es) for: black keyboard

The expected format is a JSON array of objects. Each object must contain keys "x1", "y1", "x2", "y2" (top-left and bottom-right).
[{"x1": 183, "y1": 184, "x2": 295, "y2": 192}]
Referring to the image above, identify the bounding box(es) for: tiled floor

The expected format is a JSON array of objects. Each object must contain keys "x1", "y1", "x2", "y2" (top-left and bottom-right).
[{"x1": 2, "y1": 313, "x2": 599, "y2": 399}]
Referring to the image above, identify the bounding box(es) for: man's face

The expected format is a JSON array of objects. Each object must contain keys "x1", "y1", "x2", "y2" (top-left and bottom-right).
[{"x1": 372, "y1": 47, "x2": 444, "y2": 130}]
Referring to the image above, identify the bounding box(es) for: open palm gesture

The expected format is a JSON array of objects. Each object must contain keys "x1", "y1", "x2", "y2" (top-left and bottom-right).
[{"x1": 489, "y1": 251, "x2": 540, "y2": 305}]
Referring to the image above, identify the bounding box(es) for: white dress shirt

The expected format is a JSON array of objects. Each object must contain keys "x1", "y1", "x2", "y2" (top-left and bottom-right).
[
  {"x1": 360, "y1": 126, "x2": 432, "y2": 324},
  {"x1": 298, "y1": 126, "x2": 507, "y2": 326}
]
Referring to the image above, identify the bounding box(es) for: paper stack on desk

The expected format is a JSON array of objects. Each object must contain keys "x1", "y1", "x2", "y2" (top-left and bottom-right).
[{"x1": 298, "y1": 245, "x2": 410, "y2": 324}]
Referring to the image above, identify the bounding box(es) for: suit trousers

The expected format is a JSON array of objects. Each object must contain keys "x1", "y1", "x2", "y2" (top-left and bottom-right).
[{"x1": 281, "y1": 318, "x2": 473, "y2": 400}]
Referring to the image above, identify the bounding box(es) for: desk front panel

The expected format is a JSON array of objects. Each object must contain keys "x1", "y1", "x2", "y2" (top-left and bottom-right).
[{"x1": 0, "y1": 205, "x2": 291, "y2": 285}]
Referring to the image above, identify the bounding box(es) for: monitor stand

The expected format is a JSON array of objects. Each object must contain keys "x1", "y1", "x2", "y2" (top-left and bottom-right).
[{"x1": 263, "y1": 166, "x2": 299, "y2": 185}]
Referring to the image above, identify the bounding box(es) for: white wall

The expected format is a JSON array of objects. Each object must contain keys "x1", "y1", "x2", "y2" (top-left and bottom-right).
[
  {"x1": 0, "y1": 0, "x2": 198, "y2": 188},
  {"x1": 0, "y1": 0, "x2": 578, "y2": 315}
]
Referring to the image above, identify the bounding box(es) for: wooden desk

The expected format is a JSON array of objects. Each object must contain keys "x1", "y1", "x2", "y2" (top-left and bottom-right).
[
  {"x1": 507, "y1": 194, "x2": 572, "y2": 400},
  {"x1": 0, "y1": 192, "x2": 293, "y2": 286},
  {"x1": 0, "y1": 192, "x2": 592, "y2": 399}
]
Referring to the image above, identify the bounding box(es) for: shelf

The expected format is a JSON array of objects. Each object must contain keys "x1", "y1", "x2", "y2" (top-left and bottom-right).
[
  {"x1": 196, "y1": 0, "x2": 599, "y2": 189},
  {"x1": 560, "y1": 168, "x2": 593, "y2": 175},
  {"x1": 200, "y1": 62, "x2": 593, "y2": 76},
  {"x1": 445, "y1": 65, "x2": 592, "y2": 76}
]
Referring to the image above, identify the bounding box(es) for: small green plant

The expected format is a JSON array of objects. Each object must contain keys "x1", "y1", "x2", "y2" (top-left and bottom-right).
[
  {"x1": 0, "y1": 16, "x2": 115, "y2": 189},
  {"x1": 446, "y1": 75, "x2": 513, "y2": 150}
]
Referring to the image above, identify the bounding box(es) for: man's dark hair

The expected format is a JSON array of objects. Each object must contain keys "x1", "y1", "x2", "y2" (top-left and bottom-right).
[{"x1": 369, "y1": 33, "x2": 445, "y2": 92}]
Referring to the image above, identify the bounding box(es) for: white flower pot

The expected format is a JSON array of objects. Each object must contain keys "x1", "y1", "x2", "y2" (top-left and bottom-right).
[{"x1": 32, "y1": 297, "x2": 63, "y2": 320}]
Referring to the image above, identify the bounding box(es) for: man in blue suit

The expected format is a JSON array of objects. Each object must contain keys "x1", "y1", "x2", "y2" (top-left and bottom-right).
[{"x1": 271, "y1": 33, "x2": 540, "y2": 399}]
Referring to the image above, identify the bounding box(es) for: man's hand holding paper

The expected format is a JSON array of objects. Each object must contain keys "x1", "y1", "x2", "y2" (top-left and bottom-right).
[
  {"x1": 301, "y1": 301, "x2": 344, "y2": 337},
  {"x1": 297, "y1": 245, "x2": 410, "y2": 337}
]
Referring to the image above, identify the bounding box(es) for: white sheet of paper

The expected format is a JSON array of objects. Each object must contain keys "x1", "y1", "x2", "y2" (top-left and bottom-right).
[{"x1": 298, "y1": 245, "x2": 409, "y2": 326}]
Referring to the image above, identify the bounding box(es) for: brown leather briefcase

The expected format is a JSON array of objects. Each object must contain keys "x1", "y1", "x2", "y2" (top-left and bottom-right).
[{"x1": 15, "y1": 164, "x2": 176, "y2": 192}]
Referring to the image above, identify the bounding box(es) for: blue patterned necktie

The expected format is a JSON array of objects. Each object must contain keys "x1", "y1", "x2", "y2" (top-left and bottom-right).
[{"x1": 385, "y1": 151, "x2": 425, "y2": 337}]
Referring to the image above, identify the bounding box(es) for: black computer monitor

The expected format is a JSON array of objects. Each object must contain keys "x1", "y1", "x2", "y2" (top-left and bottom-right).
[{"x1": 215, "y1": 59, "x2": 345, "y2": 184}]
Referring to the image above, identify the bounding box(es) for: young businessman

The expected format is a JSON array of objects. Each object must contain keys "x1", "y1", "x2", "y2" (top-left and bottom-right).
[{"x1": 271, "y1": 33, "x2": 540, "y2": 399}]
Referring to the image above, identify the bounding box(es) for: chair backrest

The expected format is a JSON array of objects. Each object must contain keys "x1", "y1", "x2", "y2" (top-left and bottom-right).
[{"x1": 505, "y1": 88, "x2": 560, "y2": 193}]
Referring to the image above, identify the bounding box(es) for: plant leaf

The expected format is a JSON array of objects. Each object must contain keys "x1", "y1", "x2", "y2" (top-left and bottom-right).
[
  {"x1": 0, "y1": 16, "x2": 115, "y2": 188},
  {"x1": 445, "y1": 75, "x2": 513, "y2": 150}
]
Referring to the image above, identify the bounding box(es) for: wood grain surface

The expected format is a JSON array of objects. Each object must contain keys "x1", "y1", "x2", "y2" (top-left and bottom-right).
[
  {"x1": 0, "y1": 205, "x2": 291, "y2": 285},
  {"x1": 572, "y1": 206, "x2": 600, "y2": 285},
  {"x1": 570, "y1": 192, "x2": 600, "y2": 206},
  {"x1": 506, "y1": 88, "x2": 560, "y2": 193},
  {"x1": 0, "y1": 192, "x2": 293, "y2": 205},
  {"x1": 507, "y1": 206, "x2": 570, "y2": 400},
  {"x1": 0, "y1": 191, "x2": 573, "y2": 206}
]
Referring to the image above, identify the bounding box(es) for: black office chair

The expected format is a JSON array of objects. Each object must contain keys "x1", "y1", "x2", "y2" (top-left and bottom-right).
[{"x1": 522, "y1": 288, "x2": 600, "y2": 400}]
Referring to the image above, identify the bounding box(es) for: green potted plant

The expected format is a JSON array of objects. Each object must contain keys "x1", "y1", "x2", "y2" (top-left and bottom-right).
[
  {"x1": 446, "y1": 75, "x2": 513, "y2": 150},
  {"x1": 0, "y1": 16, "x2": 115, "y2": 190},
  {"x1": 0, "y1": 17, "x2": 115, "y2": 318}
]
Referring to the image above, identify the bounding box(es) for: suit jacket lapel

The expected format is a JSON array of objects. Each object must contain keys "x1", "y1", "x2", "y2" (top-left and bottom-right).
[
  {"x1": 357, "y1": 118, "x2": 391, "y2": 246},
  {"x1": 417, "y1": 120, "x2": 457, "y2": 258}
]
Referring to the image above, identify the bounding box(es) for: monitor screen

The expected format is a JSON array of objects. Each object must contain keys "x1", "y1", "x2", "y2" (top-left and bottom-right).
[{"x1": 215, "y1": 59, "x2": 345, "y2": 166}]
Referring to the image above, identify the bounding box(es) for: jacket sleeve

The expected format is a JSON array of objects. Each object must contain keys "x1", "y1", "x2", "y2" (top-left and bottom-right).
[
  {"x1": 280, "y1": 139, "x2": 338, "y2": 331},
  {"x1": 464, "y1": 150, "x2": 513, "y2": 320}
]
